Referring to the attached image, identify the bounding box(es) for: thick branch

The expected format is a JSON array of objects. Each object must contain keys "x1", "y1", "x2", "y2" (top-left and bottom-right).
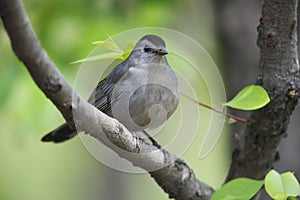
[
  {"x1": 0, "y1": 0, "x2": 214, "y2": 199},
  {"x1": 227, "y1": 0, "x2": 300, "y2": 180}
]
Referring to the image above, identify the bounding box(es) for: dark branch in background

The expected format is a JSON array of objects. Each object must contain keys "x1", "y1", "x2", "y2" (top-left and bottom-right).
[
  {"x1": 227, "y1": 0, "x2": 300, "y2": 181},
  {"x1": 0, "y1": 0, "x2": 214, "y2": 199}
]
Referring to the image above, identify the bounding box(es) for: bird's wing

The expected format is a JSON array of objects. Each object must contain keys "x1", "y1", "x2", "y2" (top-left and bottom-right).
[
  {"x1": 87, "y1": 79, "x2": 113, "y2": 114},
  {"x1": 87, "y1": 60, "x2": 133, "y2": 115}
]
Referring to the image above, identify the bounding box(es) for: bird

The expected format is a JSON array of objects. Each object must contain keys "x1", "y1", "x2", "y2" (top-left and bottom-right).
[{"x1": 41, "y1": 34, "x2": 180, "y2": 145}]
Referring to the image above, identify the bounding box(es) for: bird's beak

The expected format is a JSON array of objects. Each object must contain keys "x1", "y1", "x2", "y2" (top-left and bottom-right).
[{"x1": 157, "y1": 48, "x2": 168, "y2": 56}]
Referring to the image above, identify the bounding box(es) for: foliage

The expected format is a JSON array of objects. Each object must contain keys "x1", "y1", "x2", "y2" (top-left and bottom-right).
[
  {"x1": 71, "y1": 39, "x2": 136, "y2": 64},
  {"x1": 212, "y1": 170, "x2": 300, "y2": 200},
  {"x1": 224, "y1": 85, "x2": 270, "y2": 111},
  {"x1": 265, "y1": 170, "x2": 300, "y2": 200},
  {"x1": 211, "y1": 178, "x2": 263, "y2": 200}
]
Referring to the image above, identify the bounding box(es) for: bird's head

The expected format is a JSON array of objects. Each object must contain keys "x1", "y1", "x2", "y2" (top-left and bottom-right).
[{"x1": 130, "y1": 35, "x2": 168, "y2": 64}]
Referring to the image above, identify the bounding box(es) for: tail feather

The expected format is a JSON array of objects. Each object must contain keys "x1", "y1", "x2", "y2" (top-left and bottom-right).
[{"x1": 41, "y1": 123, "x2": 77, "y2": 143}]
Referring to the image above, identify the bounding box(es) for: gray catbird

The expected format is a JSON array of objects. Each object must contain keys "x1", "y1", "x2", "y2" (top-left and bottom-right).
[{"x1": 42, "y1": 34, "x2": 179, "y2": 144}]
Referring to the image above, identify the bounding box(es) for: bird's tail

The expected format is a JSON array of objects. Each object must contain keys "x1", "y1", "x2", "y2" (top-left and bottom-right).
[{"x1": 41, "y1": 123, "x2": 77, "y2": 143}]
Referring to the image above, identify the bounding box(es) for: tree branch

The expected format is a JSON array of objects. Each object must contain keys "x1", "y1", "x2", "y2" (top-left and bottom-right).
[
  {"x1": 0, "y1": 0, "x2": 214, "y2": 199},
  {"x1": 227, "y1": 0, "x2": 300, "y2": 180}
]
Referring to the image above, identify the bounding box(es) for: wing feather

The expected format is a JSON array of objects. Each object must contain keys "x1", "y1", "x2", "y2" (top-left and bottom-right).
[{"x1": 87, "y1": 60, "x2": 132, "y2": 116}]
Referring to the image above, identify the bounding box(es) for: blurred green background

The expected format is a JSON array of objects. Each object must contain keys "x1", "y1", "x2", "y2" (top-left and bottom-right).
[{"x1": 0, "y1": 0, "x2": 230, "y2": 199}]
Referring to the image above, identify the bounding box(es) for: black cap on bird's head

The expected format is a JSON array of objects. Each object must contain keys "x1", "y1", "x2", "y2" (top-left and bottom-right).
[{"x1": 131, "y1": 35, "x2": 168, "y2": 62}]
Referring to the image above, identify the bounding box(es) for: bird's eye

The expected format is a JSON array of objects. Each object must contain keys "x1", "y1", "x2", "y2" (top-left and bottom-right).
[{"x1": 144, "y1": 47, "x2": 152, "y2": 53}]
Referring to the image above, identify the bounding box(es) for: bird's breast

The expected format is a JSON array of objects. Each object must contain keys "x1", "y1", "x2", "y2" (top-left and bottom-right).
[{"x1": 110, "y1": 63, "x2": 179, "y2": 131}]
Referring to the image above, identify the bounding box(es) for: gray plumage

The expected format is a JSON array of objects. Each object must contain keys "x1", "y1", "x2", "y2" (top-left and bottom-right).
[{"x1": 42, "y1": 34, "x2": 179, "y2": 143}]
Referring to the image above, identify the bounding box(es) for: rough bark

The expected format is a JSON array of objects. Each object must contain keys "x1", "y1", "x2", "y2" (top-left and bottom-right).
[
  {"x1": 214, "y1": 0, "x2": 300, "y2": 187},
  {"x1": 227, "y1": 0, "x2": 300, "y2": 180},
  {"x1": 0, "y1": 0, "x2": 214, "y2": 199}
]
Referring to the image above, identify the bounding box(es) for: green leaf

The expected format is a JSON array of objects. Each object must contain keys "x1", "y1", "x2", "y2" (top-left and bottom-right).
[
  {"x1": 265, "y1": 170, "x2": 300, "y2": 200},
  {"x1": 224, "y1": 85, "x2": 270, "y2": 110},
  {"x1": 211, "y1": 178, "x2": 263, "y2": 200},
  {"x1": 91, "y1": 40, "x2": 121, "y2": 52},
  {"x1": 121, "y1": 41, "x2": 136, "y2": 60},
  {"x1": 265, "y1": 170, "x2": 286, "y2": 200},
  {"x1": 281, "y1": 172, "x2": 300, "y2": 197},
  {"x1": 289, "y1": 197, "x2": 298, "y2": 200},
  {"x1": 72, "y1": 40, "x2": 136, "y2": 63},
  {"x1": 71, "y1": 52, "x2": 123, "y2": 64}
]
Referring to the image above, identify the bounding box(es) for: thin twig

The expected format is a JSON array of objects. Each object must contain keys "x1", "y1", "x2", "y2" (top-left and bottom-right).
[{"x1": 181, "y1": 93, "x2": 248, "y2": 124}]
